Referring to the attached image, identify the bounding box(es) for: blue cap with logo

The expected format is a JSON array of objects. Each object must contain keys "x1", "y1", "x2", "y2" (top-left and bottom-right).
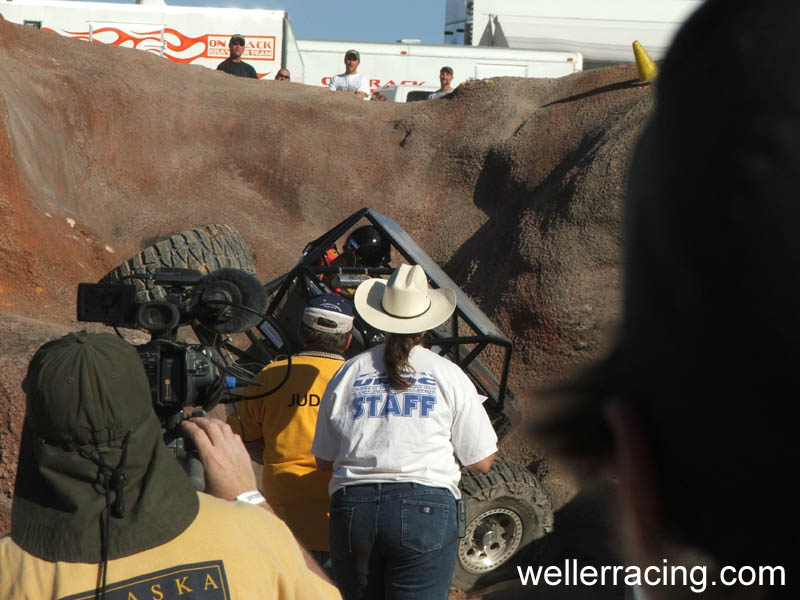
[{"x1": 303, "y1": 294, "x2": 354, "y2": 333}]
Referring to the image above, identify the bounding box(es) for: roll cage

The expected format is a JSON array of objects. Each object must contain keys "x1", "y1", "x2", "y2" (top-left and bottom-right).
[{"x1": 234, "y1": 208, "x2": 517, "y2": 439}]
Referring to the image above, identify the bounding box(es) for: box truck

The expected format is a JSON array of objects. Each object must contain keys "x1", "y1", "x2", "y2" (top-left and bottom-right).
[
  {"x1": 0, "y1": 0, "x2": 304, "y2": 81},
  {"x1": 298, "y1": 38, "x2": 582, "y2": 94}
]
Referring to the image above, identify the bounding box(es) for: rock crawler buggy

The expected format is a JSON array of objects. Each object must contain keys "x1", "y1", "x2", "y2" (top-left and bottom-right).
[{"x1": 103, "y1": 208, "x2": 554, "y2": 592}]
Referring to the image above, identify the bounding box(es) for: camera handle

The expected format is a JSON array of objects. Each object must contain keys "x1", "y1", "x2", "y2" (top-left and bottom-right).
[
  {"x1": 188, "y1": 451, "x2": 205, "y2": 491},
  {"x1": 185, "y1": 408, "x2": 207, "y2": 491},
  {"x1": 168, "y1": 408, "x2": 208, "y2": 491}
]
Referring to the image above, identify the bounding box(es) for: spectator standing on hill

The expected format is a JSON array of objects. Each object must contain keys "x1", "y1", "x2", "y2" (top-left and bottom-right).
[
  {"x1": 428, "y1": 66, "x2": 454, "y2": 100},
  {"x1": 329, "y1": 49, "x2": 370, "y2": 99},
  {"x1": 217, "y1": 34, "x2": 257, "y2": 79}
]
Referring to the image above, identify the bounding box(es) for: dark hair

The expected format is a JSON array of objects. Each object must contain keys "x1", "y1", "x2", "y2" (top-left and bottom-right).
[
  {"x1": 298, "y1": 324, "x2": 350, "y2": 354},
  {"x1": 537, "y1": 0, "x2": 800, "y2": 580},
  {"x1": 383, "y1": 332, "x2": 424, "y2": 391}
]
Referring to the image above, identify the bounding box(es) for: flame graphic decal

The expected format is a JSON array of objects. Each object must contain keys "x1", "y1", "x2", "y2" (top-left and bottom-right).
[{"x1": 42, "y1": 27, "x2": 275, "y2": 65}]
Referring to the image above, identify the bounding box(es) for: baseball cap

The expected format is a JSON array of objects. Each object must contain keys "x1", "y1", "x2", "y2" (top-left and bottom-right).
[
  {"x1": 303, "y1": 294, "x2": 354, "y2": 334},
  {"x1": 345, "y1": 49, "x2": 360, "y2": 60},
  {"x1": 441, "y1": 66, "x2": 453, "y2": 75},
  {"x1": 230, "y1": 34, "x2": 245, "y2": 45}
]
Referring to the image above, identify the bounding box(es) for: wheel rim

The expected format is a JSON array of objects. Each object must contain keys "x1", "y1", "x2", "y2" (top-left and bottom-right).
[{"x1": 458, "y1": 507, "x2": 524, "y2": 573}]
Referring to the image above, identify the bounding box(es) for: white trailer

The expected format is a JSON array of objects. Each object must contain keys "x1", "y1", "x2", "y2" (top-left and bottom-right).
[
  {"x1": 0, "y1": 0, "x2": 304, "y2": 81},
  {"x1": 298, "y1": 38, "x2": 582, "y2": 95},
  {"x1": 447, "y1": 0, "x2": 702, "y2": 68}
]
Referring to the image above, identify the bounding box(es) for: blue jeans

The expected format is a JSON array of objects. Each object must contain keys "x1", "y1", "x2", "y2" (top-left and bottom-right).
[{"x1": 329, "y1": 482, "x2": 457, "y2": 600}]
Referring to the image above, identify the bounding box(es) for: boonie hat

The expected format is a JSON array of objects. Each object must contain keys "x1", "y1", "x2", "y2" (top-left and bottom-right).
[
  {"x1": 303, "y1": 293, "x2": 354, "y2": 334},
  {"x1": 12, "y1": 331, "x2": 198, "y2": 563},
  {"x1": 230, "y1": 33, "x2": 246, "y2": 45},
  {"x1": 345, "y1": 49, "x2": 360, "y2": 60},
  {"x1": 354, "y1": 264, "x2": 456, "y2": 334}
]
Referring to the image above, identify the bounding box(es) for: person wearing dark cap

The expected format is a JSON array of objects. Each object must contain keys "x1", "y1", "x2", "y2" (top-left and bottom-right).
[
  {"x1": 328, "y1": 49, "x2": 370, "y2": 99},
  {"x1": 227, "y1": 294, "x2": 354, "y2": 575},
  {"x1": 537, "y1": 1, "x2": 797, "y2": 599},
  {"x1": 217, "y1": 33, "x2": 257, "y2": 78},
  {"x1": 428, "y1": 66, "x2": 454, "y2": 100},
  {"x1": 0, "y1": 331, "x2": 340, "y2": 599}
]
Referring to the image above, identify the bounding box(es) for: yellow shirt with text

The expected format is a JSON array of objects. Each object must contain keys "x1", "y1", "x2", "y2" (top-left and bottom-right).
[
  {"x1": 0, "y1": 492, "x2": 341, "y2": 600},
  {"x1": 228, "y1": 354, "x2": 344, "y2": 551}
]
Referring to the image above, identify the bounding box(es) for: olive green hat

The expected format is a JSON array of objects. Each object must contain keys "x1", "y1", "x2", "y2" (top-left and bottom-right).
[{"x1": 11, "y1": 331, "x2": 198, "y2": 563}]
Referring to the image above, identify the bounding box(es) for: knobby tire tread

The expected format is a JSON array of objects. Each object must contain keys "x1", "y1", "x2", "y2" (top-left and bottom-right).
[{"x1": 101, "y1": 224, "x2": 256, "y2": 303}]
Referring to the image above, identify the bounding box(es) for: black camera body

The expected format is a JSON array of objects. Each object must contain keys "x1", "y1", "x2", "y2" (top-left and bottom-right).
[
  {"x1": 77, "y1": 267, "x2": 267, "y2": 425},
  {"x1": 136, "y1": 339, "x2": 221, "y2": 420}
]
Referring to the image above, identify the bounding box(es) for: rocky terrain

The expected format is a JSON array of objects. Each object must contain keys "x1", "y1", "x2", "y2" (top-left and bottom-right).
[{"x1": 1, "y1": 14, "x2": 654, "y2": 596}]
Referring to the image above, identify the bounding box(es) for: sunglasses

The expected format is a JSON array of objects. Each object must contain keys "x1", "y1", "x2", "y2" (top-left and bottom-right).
[
  {"x1": 231, "y1": 41, "x2": 244, "y2": 47},
  {"x1": 276, "y1": 73, "x2": 290, "y2": 80}
]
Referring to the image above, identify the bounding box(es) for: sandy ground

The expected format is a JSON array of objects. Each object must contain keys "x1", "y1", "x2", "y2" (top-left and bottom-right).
[{"x1": 0, "y1": 15, "x2": 654, "y2": 597}]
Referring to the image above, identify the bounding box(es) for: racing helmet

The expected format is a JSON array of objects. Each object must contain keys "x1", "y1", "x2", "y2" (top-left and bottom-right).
[{"x1": 344, "y1": 226, "x2": 391, "y2": 267}]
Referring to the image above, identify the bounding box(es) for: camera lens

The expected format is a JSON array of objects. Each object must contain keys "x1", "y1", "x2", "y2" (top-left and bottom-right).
[{"x1": 137, "y1": 301, "x2": 180, "y2": 333}]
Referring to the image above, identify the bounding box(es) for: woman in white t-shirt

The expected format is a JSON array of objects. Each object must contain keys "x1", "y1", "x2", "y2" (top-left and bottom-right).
[{"x1": 312, "y1": 264, "x2": 497, "y2": 600}]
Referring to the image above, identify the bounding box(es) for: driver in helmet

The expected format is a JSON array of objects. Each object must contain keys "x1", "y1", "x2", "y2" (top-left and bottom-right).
[
  {"x1": 318, "y1": 226, "x2": 392, "y2": 297},
  {"x1": 343, "y1": 225, "x2": 391, "y2": 268}
]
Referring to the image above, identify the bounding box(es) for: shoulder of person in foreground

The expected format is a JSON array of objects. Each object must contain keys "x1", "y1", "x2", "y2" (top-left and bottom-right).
[
  {"x1": 195, "y1": 493, "x2": 341, "y2": 599},
  {"x1": 181, "y1": 416, "x2": 338, "y2": 594}
]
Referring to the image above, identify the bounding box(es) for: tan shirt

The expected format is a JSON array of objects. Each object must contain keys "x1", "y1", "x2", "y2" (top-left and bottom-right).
[{"x1": 0, "y1": 492, "x2": 340, "y2": 600}]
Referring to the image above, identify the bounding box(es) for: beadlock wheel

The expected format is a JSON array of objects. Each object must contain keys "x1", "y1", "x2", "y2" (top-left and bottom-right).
[
  {"x1": 458, "y1": 507, "x2": 524, "y2": 573},
  {"x1": 451, "y1": 458, "x2": 554, "y2": 592}
]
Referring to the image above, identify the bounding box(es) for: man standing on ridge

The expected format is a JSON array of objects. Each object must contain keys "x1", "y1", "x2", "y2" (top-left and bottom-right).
[
  {"x1": 428, "y1": 65, "x2": 454, "y2": 99},
  {"x1": 217, "y1": 34, "x2": 258, "y2": 79},
  {"x1": 329, "y1": 49, "x2": 370, "y2": 99}
]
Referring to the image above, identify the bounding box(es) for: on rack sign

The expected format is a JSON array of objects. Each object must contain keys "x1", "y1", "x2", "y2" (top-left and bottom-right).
[{"x1": 206, "y1": 35, "x2": 276, "y2": 61}]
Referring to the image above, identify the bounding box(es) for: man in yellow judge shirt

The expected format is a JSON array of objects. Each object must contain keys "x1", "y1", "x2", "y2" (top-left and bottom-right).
[{"x1": 228, "y1": 293, "x2": 353, "y2": 573}]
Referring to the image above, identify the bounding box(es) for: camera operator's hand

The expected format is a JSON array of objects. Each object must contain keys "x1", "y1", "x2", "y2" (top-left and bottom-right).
[{"x1": 180, "y1": 416, "x2": 265, "y2": 504}]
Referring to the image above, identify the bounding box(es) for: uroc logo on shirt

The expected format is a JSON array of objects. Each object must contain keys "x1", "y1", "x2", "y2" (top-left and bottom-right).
[{"x1": 351, "y1": 373, "x2": 439, "y2": 419}]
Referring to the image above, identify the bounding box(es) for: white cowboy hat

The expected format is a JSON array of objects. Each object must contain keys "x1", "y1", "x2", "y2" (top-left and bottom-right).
[{"x1": 354, "y1": 264, "x2": 457, "y2": 334}]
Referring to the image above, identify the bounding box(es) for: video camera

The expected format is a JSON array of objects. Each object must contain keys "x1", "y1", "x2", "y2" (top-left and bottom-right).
[{"x1": 77, "y1": 267, "x2": 267, "y2": 430}]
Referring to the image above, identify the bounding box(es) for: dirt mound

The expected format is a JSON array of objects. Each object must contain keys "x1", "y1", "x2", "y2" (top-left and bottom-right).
[{"x1": 0, "y1": 14, "x2": 653, "y2": 544}]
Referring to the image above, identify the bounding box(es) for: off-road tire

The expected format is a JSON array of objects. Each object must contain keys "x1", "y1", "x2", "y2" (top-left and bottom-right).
[
  {"x1": 101, "y1": 224, "x2": 255, "y2": 303},
  {"x1": 452, "y1": 458, "x2": 554, "y2": 592}
]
